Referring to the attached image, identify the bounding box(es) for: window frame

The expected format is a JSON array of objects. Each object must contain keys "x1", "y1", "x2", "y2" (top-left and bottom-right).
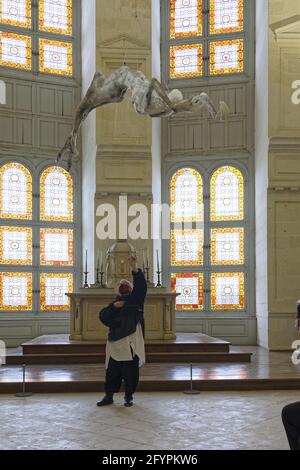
[
  {"x1": 164, "y1": 159, "x2": 251, "y2": 317},
  {"x1": 161, "y1": 0, "x2": 253, "y2": 86},
  {"x1": 0, "y1": 157, "x2": 81, "y2": 316},
  {"x1": 0, "y1": 0, "x2": 81, "y2": 84}
]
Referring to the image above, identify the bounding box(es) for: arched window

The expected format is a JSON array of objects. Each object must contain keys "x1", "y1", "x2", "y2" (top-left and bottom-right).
[
  {"x1": 170, "y1": 164, "x2": 247, "y2": 313},
  {"x1": 0, "y1": 162, "x2": 74, "y2": 313},
  {"x1": 170, "y1": 168, "x2": 205, "y2": 310},
  {"x1": 0, "y1": 162, "x2": 32, "y2": 219},
  {"x1": 211, "y1": 165, "x2": 244, "y2": 221},
  {"x1": 40, "y1": 166, "x2": 73, "y2": 222},
  {"x1": 170, "y1": 167, "x2": 203, "y2": 223}
]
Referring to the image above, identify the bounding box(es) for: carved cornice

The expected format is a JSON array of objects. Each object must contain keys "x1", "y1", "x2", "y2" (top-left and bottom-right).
[
  {"x1": 270, "y1": 15, "x2": 300, "y2": 43},
  {"x1": 97, "y1": 33, "x2": 150, "y2": 51}
]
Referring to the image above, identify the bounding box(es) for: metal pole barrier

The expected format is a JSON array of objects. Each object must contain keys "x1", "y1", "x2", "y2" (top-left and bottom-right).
[
  {"x1": 15, "y1": 364, "x2": 33, "y2": 398},
  {"x1": 183, "y1": 363, "x2": 200, "y2": 395}
]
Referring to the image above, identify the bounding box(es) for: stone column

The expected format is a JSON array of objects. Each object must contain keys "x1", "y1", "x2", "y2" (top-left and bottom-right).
[
  {"x1": 256, "y1": 0, "x2": 300, "y2": 349},
  {"x1": 81, "y1": 0, "x2": 155, "y2": 285},
  {"x1": 95, "y1": 0, "x2": 153, "y2": 280}
]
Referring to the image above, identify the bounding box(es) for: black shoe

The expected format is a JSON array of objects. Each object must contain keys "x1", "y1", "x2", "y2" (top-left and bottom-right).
[
  {"x1": 97, "y1": 395, "x2": 114, "y2": 407},
  {"x1": 124, "y1": 396, "x2": 133, "y2": 407}
]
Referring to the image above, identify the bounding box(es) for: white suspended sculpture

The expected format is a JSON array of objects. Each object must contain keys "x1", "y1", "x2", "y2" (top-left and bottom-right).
[{"x1": 57, "y1": 66, "x2": 230, "y2": 170}]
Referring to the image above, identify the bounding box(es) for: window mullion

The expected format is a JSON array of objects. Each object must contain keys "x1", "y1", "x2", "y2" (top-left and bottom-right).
[
  {"x1": 203, "y1": 172, "x2": 211, "y2": 311},
  {"x1": 31, "y1": 0, "x2": 39, "y2": 75}
]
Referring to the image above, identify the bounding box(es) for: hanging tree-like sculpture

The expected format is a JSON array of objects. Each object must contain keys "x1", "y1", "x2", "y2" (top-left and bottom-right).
[{"x1": 57, "y1": 66, "x2": 229, "y2": 170}]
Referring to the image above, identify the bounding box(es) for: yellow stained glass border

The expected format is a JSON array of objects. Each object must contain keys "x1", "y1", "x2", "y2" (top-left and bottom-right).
[
  {"x1": 171, "y1": 272, "x2": 204, "y2": 311},
  {"x1": 0, "y1": 31, "x2": 32, "y2": 70},
  {"x1": 170, "y1": 168, "x2": 203, "y2": 223},
  {"x1": 40, "y1": 166, "x2": 73, "y2": 222},
  {"x1": 0, "y1": 271, "x2": 32, "y2": 311},
  {"x1": 210, "y1": 0, "x2": 244, "y2": 35},
  {"x1": 211, "y1": 272, "x2": 245, "y2": 310},
  {"x1": 0, "y1": 226, "x2": 32, "y2": 265},
  {"x1": 40, "y1": 272, "x2": 73, "y2": 312},
  {"x1": 39, "y1": 0, "x2": 72, "y2": 36},
  {"x1": 0, "y1": 0, "x2": 31, "y2": 28},
  {"x1": 0, "y1": 162, "x2": 32, "y2": 220},
  {"x1": 170, "y1": 0, "x2": 202, "y2": 39},
  {"x1": 171, "y1": 229, "x2": 203, "y2": 266},
  {"x1": 211, "y1": 227, "x2": 244, "y2": 266},
  {"x1": 39, "y1": 38, "x2": 73, "y2": 76},
  {"x1": 40, "y1": 228, "x2": 73, "y2": 267},
  {"x1": 170, "y1": 44, "x2": 203, "y2": 79},
  {"x1": 210, "y1": 39, "x2": 244, "y2": 75},
  {"x1": 210, "y1": 165, "x2": 244, "y2": 222}
]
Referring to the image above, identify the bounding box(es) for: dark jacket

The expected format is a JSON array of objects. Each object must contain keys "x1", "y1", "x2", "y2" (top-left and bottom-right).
[{"x1": 99, "y1": 269, "x2": 147, "y2": 342}]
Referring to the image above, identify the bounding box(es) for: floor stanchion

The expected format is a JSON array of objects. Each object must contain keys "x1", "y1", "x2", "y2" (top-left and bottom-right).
[{"x1": 15, "y1": 364, "x2": 33, "y2": 398}]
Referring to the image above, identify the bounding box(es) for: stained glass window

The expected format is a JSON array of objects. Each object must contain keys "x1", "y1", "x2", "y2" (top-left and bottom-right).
[
  {"x1": 39, "y1": 0, "x2": 72, "y2": 36},
  {"x1": 171, "y1": 229, "x2": 203, "y2": 266},
  {"x1": 210, "y1": 0, "x2": 244, "y2": 35},
  {"x1": 0, "y1": 272, "x2": 32, "y2": 310},
  {"x1": 211, "y1": 272, "x2": 245, "y2": 310},
  {"x1": 211, "y1": 228, "x2": 244, "y2": 265},
  {"x1": 0, "y1": 31, "x2": 31, "y2": 70},
  {"x1": 0, "y1": 226, "x2": 32, "y2": 265},
  {"x1": 0, "y1": 162, "x2": 32, "y2": 220},
  {"x1": 171, "y1": 273, "x2": 204, "y2": 310},
  {"x1": 40, "y1": 228, "x2": 73, "y2": 267},
  {"x1": 211, "y1": 166, "x2": 244, "y2": 221},
  {"x1": 40, "y1": 273, "x2": 73, "y2": 311},
  {"x1": 170, "y1": 0, "x2": 202, "y2": 39},
  {"x1": 171, "y1": 168, "x2": 203, "y2": 223},
  {"x1": 0, "y1": 0, "x2": 31, "y2": 28},
  {"x1": 170, "y1": 44, "x2": 202, "y2": 79},
  {"x1": 210, "y1": 39, "x2": 244, "y2": 75},
  {"x1": 40, "y1": 166, "x2": 73, "y2": 222},
  {"x1": 39, "y1": 38, "x2": 72, "y2": 76}
]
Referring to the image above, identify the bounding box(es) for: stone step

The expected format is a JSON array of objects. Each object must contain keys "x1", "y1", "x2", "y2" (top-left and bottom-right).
[{"x1": 7, "y1": 351, "x2": 251, "y2": 365}]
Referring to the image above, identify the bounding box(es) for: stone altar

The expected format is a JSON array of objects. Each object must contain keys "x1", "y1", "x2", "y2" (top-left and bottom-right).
[
  {"x1": 68, "y1": 240, "x2": 177, "y2": 342},
  {"x1": 68, "y1": 288, "x2": 177, "y2": 342}
]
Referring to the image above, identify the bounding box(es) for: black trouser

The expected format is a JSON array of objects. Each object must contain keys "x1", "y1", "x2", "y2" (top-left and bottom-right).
[
  {"x1": 105, "y1": 354, "x2": 139, "y2": 399},
  {"x1": 282, "y1": 402, "x2": 300, "y2": 450}
]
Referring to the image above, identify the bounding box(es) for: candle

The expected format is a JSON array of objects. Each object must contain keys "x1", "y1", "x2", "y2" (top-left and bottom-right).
[
  {"x1": 156, "y1": 249, "x2": 160, "y2": 271},
  {"x1": 143, "y1": 249, "x2": 146, "y2": 268},
  {"x1": 85, "y1": 249, "x2": 88, "y2": 272},
  {"x1": 100, "y1": 251, "x2": 103, "y2": 271},
  {"x1": 146, "y1": 248, "x2": 149, "y2": 268}
]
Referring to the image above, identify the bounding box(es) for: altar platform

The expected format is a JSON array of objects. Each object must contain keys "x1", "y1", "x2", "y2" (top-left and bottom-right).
[
  {"x1": 1, "y1": 347, "x2": 300, "y2": 394},
  {"x1": 6, "y1": 333, "x2": 252, "y2": 365}
]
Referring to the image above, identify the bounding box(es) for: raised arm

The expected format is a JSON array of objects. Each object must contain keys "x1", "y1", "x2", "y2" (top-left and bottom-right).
[{"x1": 129, "y1": 255, "x2": 147, "y2": 306}]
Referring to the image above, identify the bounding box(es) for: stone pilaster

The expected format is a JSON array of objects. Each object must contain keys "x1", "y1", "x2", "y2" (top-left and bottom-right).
[
  {"x1": 81, "y1": 0, "x2": 155, "y2": 284},
  {"x1": 256, "y1": 0, "x2": 300, "y2": 349}
]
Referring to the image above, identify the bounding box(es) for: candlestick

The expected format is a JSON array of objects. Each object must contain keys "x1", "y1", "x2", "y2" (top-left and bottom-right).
[
  {"x1": 156, "y1": 249, "x2": 162, "y2": 288},
  {"x1": 83, "y1": 249, "x2": 89, "y2": 288}
]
